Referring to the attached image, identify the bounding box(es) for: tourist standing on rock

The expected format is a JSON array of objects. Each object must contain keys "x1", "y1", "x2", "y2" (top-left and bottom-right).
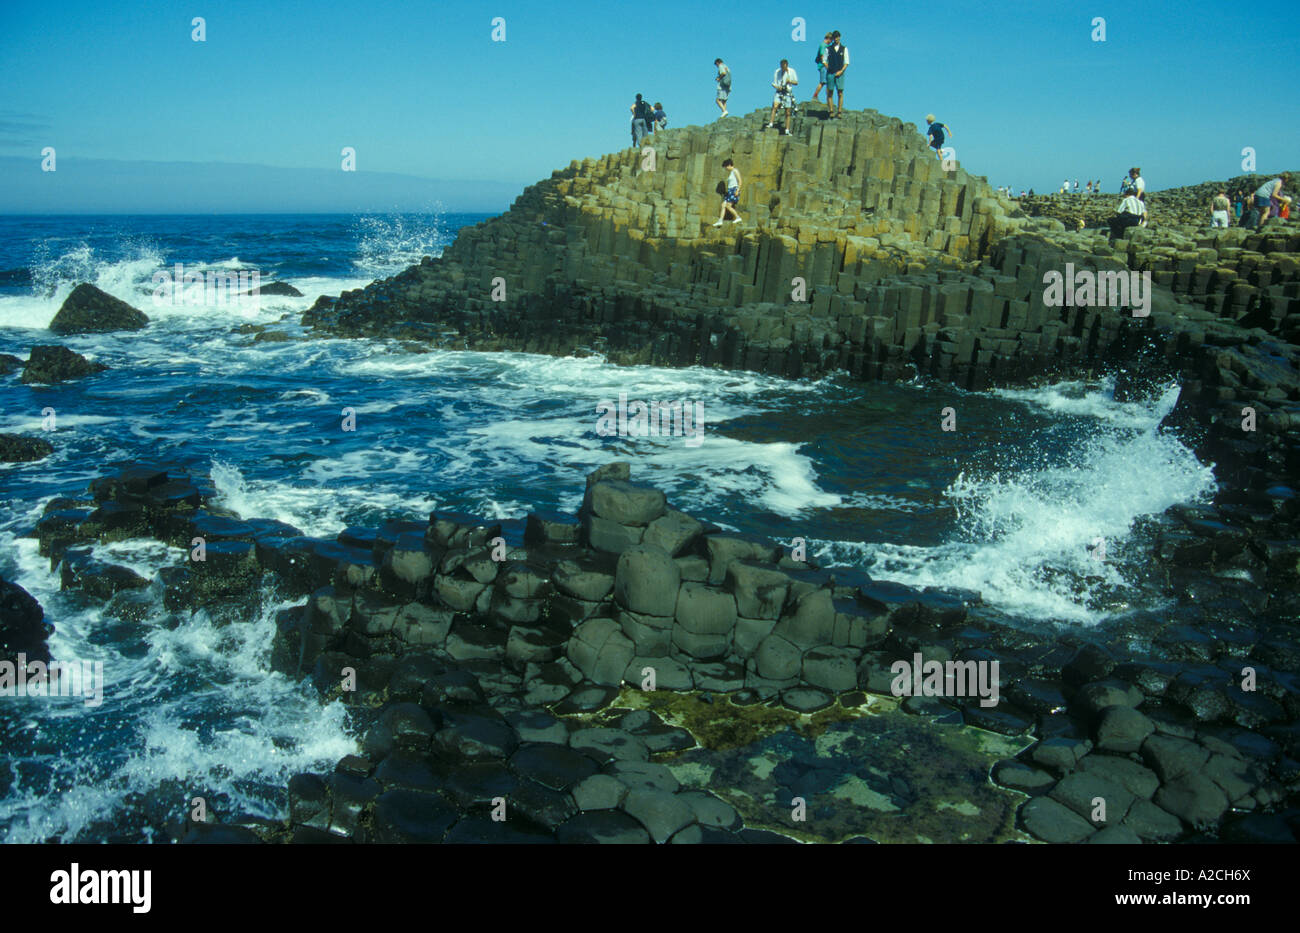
[
  {"x1": 925, "y1": 115, "x2": 951, "y2": 161},
  {"x1": 630, "y1": 94, "x2": 652, "y2": 148},
  {"x1": 766, "y1": 60, "x2": 799, "y2": 135},
  {"x1": 1074, "y1": 179, "x2": 1079, "y2": 192},
  {"x1": 1211, "y1": 191, "x2": 1231, "y2": 228},
  {"x1": 712, "y1": 158, "x2": 743, "y2": 227},
  {"x1": 824, "y1": 31, "x2": 849, "y2": 117},
  {"x1": 715, "y1": 59, "x2": 731, "y2": 117},
  {"x1": 1085, "y1": 180, "x2": 1093, "y2": 194},
  {"x1": 1120, "y1": 167, "x2": 1145, "y2": 197},
  {"x1": 653, "y1": 102, "x2": 667, "y2": 130},
  {"x1": 811, "y1": 32, "x2": 832, "y2": 101},
  {"x1": 1107, "y1": 189, "x2": 1146, "y2": 240},
  {"x1": 1253, "y1": 174, "x2": 1291, "y2": 230}
]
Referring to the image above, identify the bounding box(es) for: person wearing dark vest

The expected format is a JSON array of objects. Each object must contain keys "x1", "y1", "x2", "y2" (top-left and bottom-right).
[
  {"x1": 629, "y1": 93, "x2": 652, "y2": 148},
  {"x1": 823, "y1": 31, "x2": 849, "y2": 117}
]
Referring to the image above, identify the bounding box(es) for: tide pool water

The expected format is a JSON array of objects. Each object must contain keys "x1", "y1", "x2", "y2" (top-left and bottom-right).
[{"x1": 0, "y1": 213, "x2": 1217, "y2": 841}]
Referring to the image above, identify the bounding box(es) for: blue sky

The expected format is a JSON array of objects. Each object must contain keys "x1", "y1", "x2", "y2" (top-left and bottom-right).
[{"x1": 1, "y1": 0, "x2": 1296, "y2": 212}]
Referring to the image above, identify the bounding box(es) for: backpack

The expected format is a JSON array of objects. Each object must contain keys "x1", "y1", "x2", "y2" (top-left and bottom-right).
[
  {"x1": 1120, "y1": 177, "x2": 1136, "y2": 196},
  {"x1": 719, "y1": 67, "x2": 731, "y2": 90},
  {"x1": 815, "y1": 46, "x2": 824, "y2": 65},
  {"x1": 637, "y1": 100, "x2": 652, "y2": 123}
]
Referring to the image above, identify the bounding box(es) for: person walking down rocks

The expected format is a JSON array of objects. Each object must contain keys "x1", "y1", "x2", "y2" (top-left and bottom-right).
[
  {"x1": 811, "y1": 32, "x2": 832, "y2": 101},
  {"x1": 715, "y1": 59, "x2": 731, "y2": 117},
  {"x1": 1107, "y1": 188, "x2": 1146, "y2": 240},
  {"x1": 629, "y1": 93, "x2": 652, "y2": 148},
  {"x1": 824, "y1": 31, "x2": 849, "y2": 117},
  {"x1": 1211, "y1": 191, "x2": 1231, "y2": 228},
  {"x1": 925, "y1": 115, "x2": 951, "y2": 161},
  {"x1": 1254, "y1": 173, "x2": 1292, "y2": 230},
  {"x1": 712, "y1": 158, "x2": 743, "y2": 227},
  {"x1": 766, "y1": 59, "x2": 799, "y2": 135}
]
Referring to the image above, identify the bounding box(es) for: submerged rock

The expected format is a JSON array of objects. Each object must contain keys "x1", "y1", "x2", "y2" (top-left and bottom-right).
[
  {"x1": 0, "y1": 433, "x2": 54, "y2": 462},
  {"x1": 20, "y1": 345, "x2": 108, "y2": 383}
]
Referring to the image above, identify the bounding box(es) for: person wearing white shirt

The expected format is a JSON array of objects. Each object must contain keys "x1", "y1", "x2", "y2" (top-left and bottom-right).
[
  {"x1": 766, "y1": 60, "x2": 799, "y2": 135},
  {"x1": 1108, "y1": 191, "x2": 1146, "y2": 240}
]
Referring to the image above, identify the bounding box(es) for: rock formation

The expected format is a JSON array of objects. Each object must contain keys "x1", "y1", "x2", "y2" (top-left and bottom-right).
[
  {"x1": 48, "y1": 282, "x2": 149, "y2": 335},
  {"x1": 20, "y1": 345, "x2": 109, "y2": 384}
]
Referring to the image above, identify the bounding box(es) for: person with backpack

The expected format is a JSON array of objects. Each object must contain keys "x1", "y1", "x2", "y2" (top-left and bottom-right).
[
  {"x1": 1119, "y1": 167, "x2": 1145, "y2": 197},
  {"x1": 925, "y1": 115, "x2": 951, "y2": 161},
  {"x1": 811, "y1": 32, "x2": 832, "y2": 102},
  {"x1": 824, "y1": 31, "x2": 849, "y2": 117},
  {"x1": 715, "y1": 59, "x2": 731, "y2": 118},
  {"x1": 653, "y1": 102, "x2": 667, "y2": 130},
  {"x1": 629, "y1": 93, "x2": 652, "y2": 148}
]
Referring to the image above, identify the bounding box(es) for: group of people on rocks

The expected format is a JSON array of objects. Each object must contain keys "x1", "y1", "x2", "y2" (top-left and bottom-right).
[
  {"x1": 1216, "y1": 175, "x2": 1291, "y2": 231},
  {"x1": 713, "y1": 29, "x2": 851, "y2": 132},
  {"x1": 628, "y1": 94, "x2": 667, "y2": 148}
]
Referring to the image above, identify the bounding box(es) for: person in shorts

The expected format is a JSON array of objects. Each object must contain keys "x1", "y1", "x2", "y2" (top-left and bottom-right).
[
  {"x1": 712, "y1": 158, "x2": 743, "y2": 226},
  {"x1": 1210, "y1": 191, "x2": 1231, "y2": 228},
  {"x1": 715, "y1": 59, "x2": 731, "y2": 117},
  {"x1": 766, "y1": 59, "x2": 799, "y2": 135},
  {"x1": 1254, "y1": 173, "x2": 1291, "y2": 230},
  {"x1": 811, "y1": 32, "x2": 832, "y2": 101},
  {"x1": 824, "y1": 31, "x2": 849, "y2": 117},
  {"x1": 925, "y1": 115, "x2": 951, "y2": 161}
]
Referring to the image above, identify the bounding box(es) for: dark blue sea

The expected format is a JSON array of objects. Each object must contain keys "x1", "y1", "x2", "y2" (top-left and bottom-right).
[{"x1": 0, "y1": 213, "x2": 1215, "y2": 841}]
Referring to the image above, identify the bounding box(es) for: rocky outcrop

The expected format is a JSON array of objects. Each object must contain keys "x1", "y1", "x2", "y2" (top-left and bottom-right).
[
  {"x1": 0, "y1": 575, "x2": 53, "y2": 672},
  {"x1": 48, "y1": 283, "x2": 149, "y2": 335},
  {"x1": 20, "y1": 345, "x2": 108, "y2": 384},
  {"x1": 247, "y1": 281, "x2": 303, "y2": 297},
  {"x1": 0, "y1": 434, "x2": 54, "y2": 462}
]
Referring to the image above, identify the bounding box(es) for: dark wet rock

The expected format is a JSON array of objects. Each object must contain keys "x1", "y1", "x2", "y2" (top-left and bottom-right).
[
  {"x1": 566, "y1": 618, "x2": 635, "y2": 686},
  {"x1": 49, "y1": 282, "x2": 148, "y2": 335},
  {"x1": 325, "y1": 771, "x2": 382, "y2": 837},
  {"x1": 1019, "y1": 796, "x2": 1095, "y2": 843},
  {"x1": 678, "y1": 791, "x2": 742, "y2": 831},
  {"x1": 509, "y1": 743, "x2": 599, "y2": 792},
  {"x1": 781, "y1": 686, "x2": 834, "y2": 714},
  {"x1": 614, "y1": 544, "x2": 681, "y2": 617},
  {"x1": 1154, "y1": 774, "x2": 1229, "y2": 827},
  {"x1": 370, "y1": 788, "x2": 458, "y2": 843},
  {"x1": 1077, "y1": 755, "x2": 1160, "y2": 799},
  {"x1": 373, "y1": 750, "x2": 442, "y2": 794},
  {"x1": 0, "y1": 434, "x2": 54, "y2": 463},
  {"x1": 570, "y1": 727, "x2": 648, "y2": 763},
  {"x1": 587, "y1": 480, "x2": 667, "y2": 527},
  {"x1": 0, "y1": 575, "x2": 53, "y2": 672},
  {"x1": 554, "y1": 683, "x2": 619, "y2": 714},
  {"x1": 511, "y1": 777, "x2": 579, "y2": 831},
  {"x1": 1087, "y1": 825, "x2": 1143, "y2": 844},
  {"x1": 59, "y1": 551, "x2": 150, "y2": 599},
  {"x1": 1122, "y1": 798, "x2": 1185, "y2": 842},
  {"x1": 1095, "y1": 705, "x2": 1156, "y2": 753},
  {"x1": 442, "y1": 762, "x2": 517, "y2": 809},
  {"x1": 557, "y1": 809, "x2": 651, "y2": 844},
  {"x1": 248, "y1": 280, "x2": 303, "y2": 297},
  {"x1": 690, "y1": 659, "x2": 745, "y2": 692},
  {"x1": 1049, "y1": 772, "x2": 1136, "y2": 824},
  {"x1": 962, "y1": 704, "x2": 1034, "y2": 735},
  {"x1": 1141, "y1": 734, "x2": 1210, "y2": 782},
  {"x1": 1029, "y1": 736, "x2": 1093, "y2": 775},
  {"x1": 433, "y1": 709, "x2": 518, "y2": 762},
  {"x1": 180, "y1": 823, "x2": 265, "y2": 844},
  {"x1": 0, "y1": 353, "x2": 22, "y2": 374},
  {"x1": 1219, "y1": 812, "x2": 1298, "y2": 844},
  {"x1": 1075, "y1": 680, "x2": 1144, "y2": 717},
  {"x1": 571, "y1": 773, "x2": 627, "y2": 810},
  {"x1": 605, "y1": 760, "x2": 679, "y2": 794},
  {"x1": 621, "y1": 789, "x2": 696, "y2": 844},
  {"x1": 21, "y1": 345, "x2": 108, "y2": 383},
  {"x1": 991, "y1": 760, "x2": 1056, "y2": 795}
]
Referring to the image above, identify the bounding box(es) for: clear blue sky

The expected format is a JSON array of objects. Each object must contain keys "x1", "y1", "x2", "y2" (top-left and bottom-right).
[{"x1": 1, "y1": 0, "x2": 1296, "y2": 212}]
